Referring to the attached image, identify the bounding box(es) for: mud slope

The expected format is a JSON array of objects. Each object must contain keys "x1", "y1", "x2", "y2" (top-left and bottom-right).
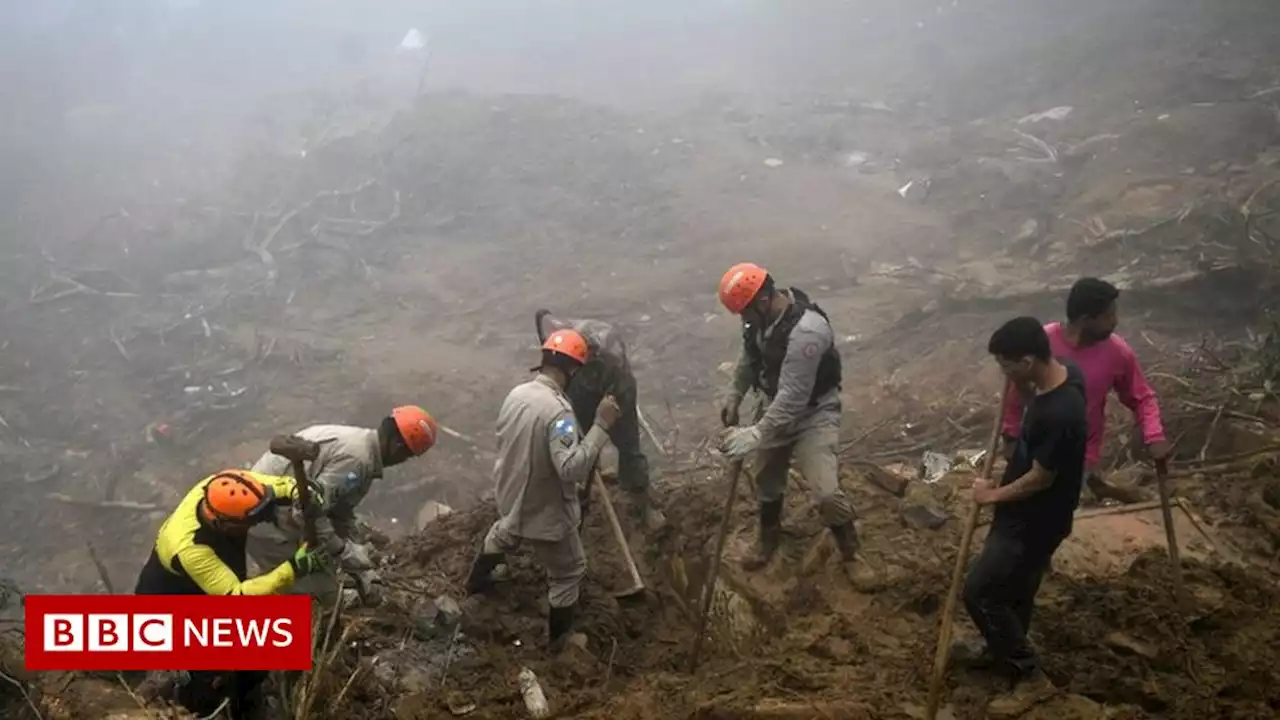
[{"x1": 307, "y1": 447, "x2": 1280, "y2": 720}]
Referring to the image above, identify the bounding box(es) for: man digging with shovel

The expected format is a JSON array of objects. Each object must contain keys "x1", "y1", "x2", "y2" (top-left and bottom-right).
[
  {"x1": 465, "y1": 329, "x2": 620, "y2": 654},
  {"x1": 534, "y1": 308, "x2": 666, "y2": 532},
  {"x1": 715, "y1": 262, "x2": 875, "y2": 587},
  {"x1": 247, "y1": 405, "x2": 439, "y2": 609}
]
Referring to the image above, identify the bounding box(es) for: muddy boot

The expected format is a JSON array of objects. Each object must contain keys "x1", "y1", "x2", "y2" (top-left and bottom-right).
[
  {"x1": 949, "y1": 637, "x2": 994, "y2": 669},
  {"x1": 830, "y1": 522, "x2": 879, "y2": 589},
  {"x1": 465, "y1": 552, "x2": 505, "y2": 594},
  {"x1": 742, "y1": 500, "x2": 783, "y2": 571},
  {"x1": 829, "y1": 521, "x2": 859, "y2": 562},
  {"x1": 987, "y1": 669, "x2": 1057, "y2": 718},
  {"x1": 546, "y1": 604, "x2": 577, "y2": 654}
]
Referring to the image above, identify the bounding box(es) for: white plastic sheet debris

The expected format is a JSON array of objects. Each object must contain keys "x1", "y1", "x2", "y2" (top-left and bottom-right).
[
  {"x1": 399, "y1": 28, "x2": 427, "y2": 52},
  {"x1": 1017, "y1": 106, "x2": 1073, "y2": 124},
  {"x1": 920, "y1": 451, "x2": 954, "y2": 484}
]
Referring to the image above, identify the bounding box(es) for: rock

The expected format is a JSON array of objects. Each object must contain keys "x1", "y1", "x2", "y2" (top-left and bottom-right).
[
  {"x1": 1261, "y1": 481, "x2": 1280, "y2": 510},
  {"x1": 860, "y1": 463, "x2": 909, "y2": 497},
  {"x1": 434, "y1": 594, "x2": 463, "y2": 626},
  {"x1": 900, "y1": 504, "x2": 951, "y2": 531},
  {"x1": 1105, "y1": 631, "x2": 1159, "y2": 660},
  {"x1": 902, "y1": 703, "x2": 957, "y2": 720},
  {"x1": 1022, "y1": 693, "x2": 1103, "y2": 719},
  {"x1": 808, "y1": 635, "x2": 854, "y2": 662},
  {"x1": 415, "y1": 501, "x2": 454, "y2": 531},
  {"x1": 763, "y1": 158, "x2": 784, "y2": 168}
]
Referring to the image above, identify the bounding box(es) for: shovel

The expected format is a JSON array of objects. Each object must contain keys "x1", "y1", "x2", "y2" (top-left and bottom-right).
[{"x1": 590, "y1": 469, "x2": 647, "y2": 600}]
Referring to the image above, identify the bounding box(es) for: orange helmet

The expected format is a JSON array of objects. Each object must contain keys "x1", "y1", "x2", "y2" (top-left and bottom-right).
[
  {"x1": 202, "y1": 471, "x2": 274, "y2": 523},
  {"x1": 719, "y1": 263, "x2": 769, "y2": 314},
  {"x1": 542, "y1": 329, "x2": 589, "y2": 365},
  {"x1": 392, "y1": 405, "x2": 438, "y2": 455}
]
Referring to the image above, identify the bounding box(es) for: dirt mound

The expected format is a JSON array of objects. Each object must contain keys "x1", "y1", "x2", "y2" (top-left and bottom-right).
[
  {"x1": 304, "y1": 441, "x2": 1280, "y2": 720},
  {"x1": 1034, "y1": 553, "x2": 1280, "y2": 718}
]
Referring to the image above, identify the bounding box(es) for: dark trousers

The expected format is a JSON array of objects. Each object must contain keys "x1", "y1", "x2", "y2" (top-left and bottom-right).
[
  {"x1": 566, "y1": 371, "x2": 650, "y2": 494},
  {"x1": 181, "y1": 670, "x2": 267, "y2": 719},
  {"x1": 963, "y1": 527, "x2": 1064, "y2": 678}
]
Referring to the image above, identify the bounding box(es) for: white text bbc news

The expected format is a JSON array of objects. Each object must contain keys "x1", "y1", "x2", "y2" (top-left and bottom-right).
[{"x1": 44, "y1": 614, "x2": 295, "y2": 652}]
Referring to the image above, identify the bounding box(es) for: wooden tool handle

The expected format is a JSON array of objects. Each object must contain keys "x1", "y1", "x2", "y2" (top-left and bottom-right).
[
  {"x1": 1153, "y1": 459, "x2": 1185, "y2": 610},
  {"x1": 925, "y1": 382, "x2": 1009, "y2": 719},
  {"x1": 592, "y1": 470, "x2": 643, "y2": 588},
  {"x1": 289, "y1": 458, "x2": 319, "y2": 549},
  {"x1": 690, "y1": 458, "x2": 745, "y2": 673}
]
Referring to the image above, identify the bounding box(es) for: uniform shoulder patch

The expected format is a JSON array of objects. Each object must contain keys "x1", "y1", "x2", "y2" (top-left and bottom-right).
[
  {"x1": 552, "y1": 417, "x2": 578, "y2": 447},
  {"x1": 802, "y1": 342, "x2": 819, "y2": 359}
]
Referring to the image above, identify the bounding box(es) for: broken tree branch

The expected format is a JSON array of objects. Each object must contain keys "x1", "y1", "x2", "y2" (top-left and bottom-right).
[
  {"x1": 48, "y1": 494, "x2": 160, "y2": 512},
  {"x1": 85, "y1": 543, "x2": 116, "y2": 594}
]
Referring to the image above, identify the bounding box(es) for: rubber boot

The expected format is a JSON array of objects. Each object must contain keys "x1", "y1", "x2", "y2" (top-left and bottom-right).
[
  {"x1": 546, "y1": 604, "x2": 577, "y2": 654},
  {"x1": 830, "y1": 522, "x2": 879, "y2": 590},
  {"x1": 829, "y1": 521, "x2": 859, "y2": 562},
  {"x1": 465, "y1": 552, "x2": 504, "y2": 594},
  {"x1": 742, "y1": 500, "x2": 783, "y2": 571}
]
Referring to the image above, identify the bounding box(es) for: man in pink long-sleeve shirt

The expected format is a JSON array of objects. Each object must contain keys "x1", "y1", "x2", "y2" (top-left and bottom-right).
[{"x1": 1000, "y1": 278, "x2": 1170, "y2": 503}]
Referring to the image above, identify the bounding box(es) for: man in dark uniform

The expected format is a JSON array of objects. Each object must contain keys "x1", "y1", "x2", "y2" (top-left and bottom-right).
[
  {"x1": 715, "y1": 263, "x2": 871, "y2": 585},
  {"x1": 535, "y1": 309, "x2": 665, "y2": 531}
]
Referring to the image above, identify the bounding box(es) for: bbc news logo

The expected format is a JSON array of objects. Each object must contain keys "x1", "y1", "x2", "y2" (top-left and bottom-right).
[{"x1": 25, "y1": 595, "x2": 312, "y2": 671}]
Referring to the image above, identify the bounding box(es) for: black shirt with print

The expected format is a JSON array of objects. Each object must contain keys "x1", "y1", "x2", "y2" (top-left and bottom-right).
[{"x1": 992, "y1": 358, "x2": 1088, "y2": 543}]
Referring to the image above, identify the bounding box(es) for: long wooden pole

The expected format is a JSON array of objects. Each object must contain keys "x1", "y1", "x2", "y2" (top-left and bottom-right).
[
  {"x1": 1153, "y1": 458, "x2": 1186, "y2": 611},
  {"x1": 690, "y1": 458, "x2": 745, "y2": 673},
  {"x1": 925, "y1": 382, "x2": 1010, "y2": 718}
]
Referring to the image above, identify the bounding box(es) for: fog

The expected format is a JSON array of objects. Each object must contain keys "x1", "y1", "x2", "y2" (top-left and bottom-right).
[{"x1": 0, "y1": 0, "x2": 1276, "y2": 619}]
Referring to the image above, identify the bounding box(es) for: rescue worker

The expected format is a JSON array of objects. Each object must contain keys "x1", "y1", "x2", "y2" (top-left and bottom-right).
[
  {"x1": 465, "y1": 329, "x2": 620, "y2": 653},
  {"x1": 247, "y1": 405, "x2": 438, "y2": 607},
  {"x1": 534, "y1": 308, "x2": 665, "y2": 531},
  {"x1": 716, "y1": 263, "x2": 870, "y2": 583},
  {"x1": 134, "y1": 469, "x2": 326, "y2": 719}
]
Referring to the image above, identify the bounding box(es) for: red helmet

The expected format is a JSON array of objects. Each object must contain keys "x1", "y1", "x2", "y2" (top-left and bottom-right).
[
  {"x1": 719, "y1": 263, "x2": 768, "y2": 314},
  {"x1": 392, "y1": 405, "x2": 438, "y2": 455},
  {"x1": 542, "y1": 329, "x2": 589, "y2": 365}
]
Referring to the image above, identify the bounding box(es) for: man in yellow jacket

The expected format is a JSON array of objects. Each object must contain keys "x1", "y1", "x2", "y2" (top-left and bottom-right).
[{"x1": 134, "y1": 469, "x2": 326, "y2": 719}]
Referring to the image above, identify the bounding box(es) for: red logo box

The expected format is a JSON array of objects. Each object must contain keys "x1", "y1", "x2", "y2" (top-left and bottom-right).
[{"x1": 25, "y1": 595, "x2": 312, "y2": 671}]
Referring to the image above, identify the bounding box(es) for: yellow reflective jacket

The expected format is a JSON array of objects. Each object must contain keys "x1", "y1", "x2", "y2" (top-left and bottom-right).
[{"x1": 134, "y1": 471, "x2": 300, "y2": 596}]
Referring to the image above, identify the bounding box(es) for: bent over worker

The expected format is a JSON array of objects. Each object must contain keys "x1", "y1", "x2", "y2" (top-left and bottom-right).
[
  {"x1": 535, "y1": 309, "x2": 665, "y2": 530},
  {"x1": 716, "y1": 263, "x2": 869, "y2": 582},
  {"x1": 466, "y1": 329, "x2": 620, "y2": 653},
  {"x1": 247, "y1": 406, "x2": 437, "y2": 606},
  {"x1": 134, "y1": 469, "x2": 326, "y2": 719}
]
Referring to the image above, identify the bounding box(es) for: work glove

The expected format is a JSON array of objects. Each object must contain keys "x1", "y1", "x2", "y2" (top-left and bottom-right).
[
  {"x1": 720, "y1": 425, "x2": 762, "y2": 458},
  {"x1": 289, "y1": 544, "x2": 326, "y2": 577},
  {"x1": 339, "y1": 542, "x2": 374, "y2": 573},
  {"x1": 720, "y1": 394, "x2": 742, "y2": 428}
]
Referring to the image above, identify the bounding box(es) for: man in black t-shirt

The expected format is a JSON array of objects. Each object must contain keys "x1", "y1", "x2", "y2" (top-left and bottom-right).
[{"x1": 959, "y1": 317, "x2": 1087, "y2": 717}]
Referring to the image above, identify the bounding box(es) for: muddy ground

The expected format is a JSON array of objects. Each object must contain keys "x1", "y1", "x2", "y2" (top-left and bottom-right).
[{"x1": 4, "y1": 0, "x2": 1280, "y2": 718}]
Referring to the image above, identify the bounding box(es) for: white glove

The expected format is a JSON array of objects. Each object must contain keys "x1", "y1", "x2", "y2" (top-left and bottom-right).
[
  {"x1": 339, "y1": 542, "x2": 374, "y2": 573},
  {"x1": 720, "y1": 425, "x2": 763, "y2": 458}
]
